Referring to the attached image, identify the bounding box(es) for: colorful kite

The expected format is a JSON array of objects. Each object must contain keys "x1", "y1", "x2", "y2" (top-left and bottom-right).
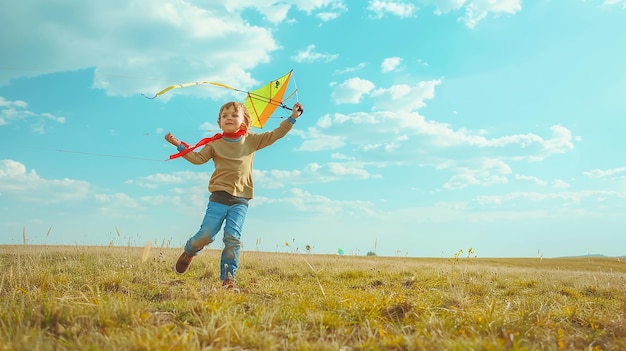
[{"x1": 143, "y1": 70, "x2": 298, "y2": 129}]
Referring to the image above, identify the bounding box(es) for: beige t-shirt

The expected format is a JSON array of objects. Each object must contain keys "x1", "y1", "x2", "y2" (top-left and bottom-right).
[{"x1": 181, "y1": 119, "x2": 294, "y2": 199}]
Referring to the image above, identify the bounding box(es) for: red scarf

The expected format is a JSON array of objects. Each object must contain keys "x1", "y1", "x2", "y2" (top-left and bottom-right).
[{"x1": 169, "y1": 128, "x2": 247, "y2": 160}]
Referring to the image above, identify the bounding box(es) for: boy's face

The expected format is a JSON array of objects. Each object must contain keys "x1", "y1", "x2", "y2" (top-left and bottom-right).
[{"x1": 219, "y1": 105, "x2": 246, "y2": 133}]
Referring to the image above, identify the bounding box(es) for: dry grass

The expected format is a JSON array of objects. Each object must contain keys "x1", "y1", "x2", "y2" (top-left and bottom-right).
[{"x1": 1, "y1": 245, "x2": 625, "y2": 350}]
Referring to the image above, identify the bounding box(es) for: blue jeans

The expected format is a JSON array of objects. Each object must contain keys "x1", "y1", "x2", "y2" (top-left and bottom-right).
[{"x1": 184, "y1": 201, "x2": 247, "y2": 281}]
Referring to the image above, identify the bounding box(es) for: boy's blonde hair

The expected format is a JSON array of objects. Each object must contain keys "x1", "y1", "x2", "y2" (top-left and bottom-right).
[{"x1": 217, "y1": 101, "x2": 251, "y2": 129}]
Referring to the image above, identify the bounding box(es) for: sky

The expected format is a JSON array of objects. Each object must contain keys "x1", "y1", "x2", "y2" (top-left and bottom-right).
[{"x1": 1, "y1": 0, "x2": 625, "y2": 258}]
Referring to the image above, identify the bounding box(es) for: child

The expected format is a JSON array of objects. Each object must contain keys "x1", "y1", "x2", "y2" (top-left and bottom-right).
[{"x1": 164, "y1": 101, "x2": 304, "y2": 290}]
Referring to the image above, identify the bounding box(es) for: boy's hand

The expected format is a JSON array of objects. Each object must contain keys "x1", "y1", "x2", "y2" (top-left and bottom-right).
[
  {"x1": 165, "y1": 132, "x2": 181, "y2": 147},
  {"x1": 291, "y1": 102, "x2": 304, "y2": 118}
]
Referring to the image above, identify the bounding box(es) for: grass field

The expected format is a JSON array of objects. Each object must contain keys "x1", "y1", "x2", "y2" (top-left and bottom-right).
[{"x1": 1, "y1": 245, "x2": 625, "y2": 350}]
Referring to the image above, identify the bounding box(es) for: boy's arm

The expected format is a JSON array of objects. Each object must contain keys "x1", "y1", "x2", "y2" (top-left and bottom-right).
[
  {"x1": 164, "y1": 132, "x2": 212, "y2": 164},
  {"x1": 165, "y1": 132, "x2": 181, "y2": 147},
  {"x1": 291, "y1": 102, "x2": 304, "y2": 118},
  {"x1": 251, "y1": 102, "x2": 304, "y2": 150}
]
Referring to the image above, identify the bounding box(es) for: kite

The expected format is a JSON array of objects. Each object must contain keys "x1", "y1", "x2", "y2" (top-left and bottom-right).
[
  {"x1": 143, "y1": 70, "x2": 298, "y2": 129},
  {"x1": 144, "y1": 70, "x2": 301, "y2": 160}
]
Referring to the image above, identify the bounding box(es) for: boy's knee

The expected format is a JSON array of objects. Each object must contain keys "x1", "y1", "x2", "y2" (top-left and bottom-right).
[
  {"x1": 223, "y1": 233, "x2": 240, "y2": 247},
  {"x1": 223, "y1": 234, "x2": 240, "y2": 260},
  {"x1": 187, "y1": 231, "x2": 216, "y2": 253}
]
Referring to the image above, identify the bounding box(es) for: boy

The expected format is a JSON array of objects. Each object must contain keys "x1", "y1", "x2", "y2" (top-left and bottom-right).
[{"x1": 165, "y1": 101, "x2": 303, "y2": 289}]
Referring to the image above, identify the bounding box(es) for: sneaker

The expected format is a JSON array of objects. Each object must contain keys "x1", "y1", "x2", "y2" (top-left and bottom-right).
[
  {"x1": 222, "y1": 278, "x2": 239, "y2": 291},
  {"x1": 174, "y1": 252, "x2": 193, "y2": 274}
]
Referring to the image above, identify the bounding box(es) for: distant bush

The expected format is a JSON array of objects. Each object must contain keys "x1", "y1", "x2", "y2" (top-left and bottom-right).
[{"x1": 366, "y1": 251, "x2": 377, "y2": 256}]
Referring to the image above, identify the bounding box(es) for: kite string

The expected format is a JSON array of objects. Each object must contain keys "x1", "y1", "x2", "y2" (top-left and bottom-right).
[
  {"x1": 56, "y1": 149, "x2": 168, "y2": 162},
  {"x1": 289, "y1": 71, "x2": 303, "y2": 116},
  {"x1": 292, "y1": 72, "x2": 300, "y2": 103}
]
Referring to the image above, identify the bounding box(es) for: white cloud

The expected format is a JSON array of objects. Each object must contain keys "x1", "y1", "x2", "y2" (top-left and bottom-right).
[
  {"x1": 317, "y1": 11, "x2": 340, "y2": 21},
  {"x1": 393, "y1": 114, "x2": 576, "y2": 158},
  {"x1": 422, "y1": 0, "x2": 469, "y2": 14},
  {"x1": 313, "y1": 2, "x2": 348, "y2": 22},
  {"x1": 279, "y1": 0, "x2": 347, "y2": 14},
  {"x1": 253, "y1": 169, "x2": 302, "y2": 189},
  {"x1": 252, "y1": 160, "x2": 380, "y2": 190},
  {"x1": 41, "y1": 112, "x2": 66, "y2": 123},
  {"x1": 94, "y1": 193, "x2": 139, "y2": 209},
  {"x1": 368, "y1": 0, "x2": 417, "y2": 18},
  {"x1": 515, "y1": 174, "x2": 547, "y2": 186},
  {"x1": 2, "y1": 1, "x2": 336, "y2": 96},
  {"x1": 474, "y1": 190, "x2": 626, "y2": 210},
  {"x1": 293, "y1": 127, "x2": 347, "y2": 151},
  {"x1": 327, "y1": 162, "x2": 378, "y2": 179},
  {"x1": 260, "y1": 188, "x2": 378, "y2": 216},
  {"x1": 132, "y1": 171, "x2": 209, "y2": 189},
  {"x1": 330, "y1": 153, "x2": 352, "y2": 160},
  {"x1": 371, "y1": 79, "x2": 441, "y2": 112},
  {"x1": 0, "y1": 96, "x2": 65, "y2": 130},
  {"x1": 420, "y1": 0, "x2": 522, "y2": 28},
  {"x1": 603, "y1": 0, "x2": 626, "y2": 8},
  {"x1": 462, "y1": 0, "x2": 522, "y2": 28},
  {"x1": 297, "y1": 77, "x2": 579, "y2": 170},
  {"x1": 0, "y1": 159, "x2": 91, "y2": 204},
  {"x1": 335, "y1": 63, "x2": 368, "y2": 75},
  {"x1": 541, "y1": 125, "x2": 574, "y2": 155},
  {"x1": 442, "y1": 158, "x2": 512, "y2": 190},
  {"x1": 0, "y1": 159, "x2": 30, "y2": 178},
  {"x1": 443, "y1": 173, "x2": 482, "y2": 190},
  {"x1": 381, "y1": 57, "x2": 402, "y2": 72},
  {"x1": 584, "y1": 166, "x2": 626, "y2": 179},
  {"x1": 552, "y1": 179, "x2": 570, "y2": 189},
  {"x1": 227, "y1": 2, "x2": 291, "y2": 24},
  {"x1": 331, "y1": 78, "x2": 376, "y2": 104},
  {"x1": 415, "y1": 58, "x2": 430, "y2": 67},
  {"x1": 292, "y1": 44, "x2": 339, "y2": 63}
]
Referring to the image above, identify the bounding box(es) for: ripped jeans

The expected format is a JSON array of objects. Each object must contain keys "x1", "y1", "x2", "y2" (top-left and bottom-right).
[{"x1": 184, "y1": 201, "x2": 247, "y2": 281}]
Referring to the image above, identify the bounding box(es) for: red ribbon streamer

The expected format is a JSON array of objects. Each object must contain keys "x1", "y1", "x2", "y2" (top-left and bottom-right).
[{"x1": 169, "y1": 129, "x2": 247, "y2": 160}]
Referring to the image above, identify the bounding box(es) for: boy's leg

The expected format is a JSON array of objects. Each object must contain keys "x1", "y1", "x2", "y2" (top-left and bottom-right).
[
  {"x1": 220, "y1": 203, "x2": 247, "y2": 282},
  {"x1": 175, "y1": 201, "x2": 228, "y2": 274},
  {"x1": 186, "y1": 201, "x2": 229, "y2": 254}
]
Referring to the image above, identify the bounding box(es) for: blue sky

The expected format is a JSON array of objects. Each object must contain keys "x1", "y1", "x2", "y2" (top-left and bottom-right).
[{"x1": 1, "y1": 0, "x2": 625, "y2": 258}]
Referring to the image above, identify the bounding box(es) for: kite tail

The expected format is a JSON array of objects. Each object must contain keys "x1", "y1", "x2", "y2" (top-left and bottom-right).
[
  {"x1": 168, "y1": 129, "x2": 247, "y2": 160},
  {"x1": 169, "y1": 136, "x2": 221, "y2": 160},
  {"x1": 169, "y1": 149, "x2": 192, "y2": 159},
  {"x1": 169, "y1": 141, "x2": 193, "y2": 160}
]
